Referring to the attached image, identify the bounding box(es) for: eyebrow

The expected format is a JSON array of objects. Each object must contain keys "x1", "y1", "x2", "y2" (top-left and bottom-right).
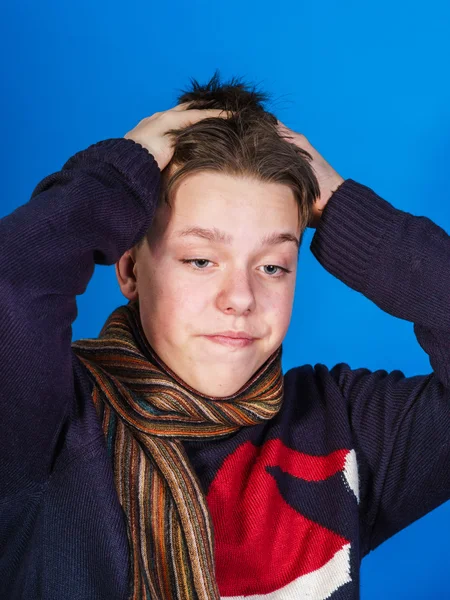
[{"x1": 175, "y1": 226, "x2": 300, "y2": 249}]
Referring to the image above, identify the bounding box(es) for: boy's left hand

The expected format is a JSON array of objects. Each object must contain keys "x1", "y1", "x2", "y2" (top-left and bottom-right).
[{"x1": 277, "y1": 121, "x2": 345, "y2": 228}]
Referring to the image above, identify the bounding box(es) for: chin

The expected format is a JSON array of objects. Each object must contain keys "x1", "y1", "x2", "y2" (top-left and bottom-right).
[{"x1": 188, "y1": 370, "x2": 251, "y2": 397}]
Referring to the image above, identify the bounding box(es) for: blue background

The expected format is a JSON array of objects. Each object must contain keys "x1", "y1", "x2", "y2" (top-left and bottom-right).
[{"x1": 2, "y1": 1, "x2": 450, "y2": 597}]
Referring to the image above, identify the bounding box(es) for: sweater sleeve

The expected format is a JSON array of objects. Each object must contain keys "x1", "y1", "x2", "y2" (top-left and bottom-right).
[
  {"x1": 309, "y1": 179, "x2": 450, "y2": 555},
  {"x1": 0, "y1": 138, "x2": 160, "y2": 497}
]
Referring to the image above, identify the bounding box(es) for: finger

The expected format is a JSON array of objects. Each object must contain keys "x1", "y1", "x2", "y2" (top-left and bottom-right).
[
  {"x1": 181, "y1": 108, "x2": 233, "y2": 123},
  {"x1": 171, "y1": 102, "x2": 193, "y2": 111},
  {"x1": 171, "y1": 101, "x2": 230, "y2": 112},
  {"x1": 277, "y1": 122, "x2": 295, "y2": 140},
  {"x1": 171, "y1": 102, "x2": 232, "y2": 117},
  {"x1": 276, "y1": 120, "x2": 291, "y2": 134}
]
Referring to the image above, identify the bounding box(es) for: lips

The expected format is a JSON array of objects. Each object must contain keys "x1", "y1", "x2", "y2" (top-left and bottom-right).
[
  {"x1": 204, "y1": 334, "x2": 256, "y2": 348},
  {"x1": 208, "y1": 331, "x2": 256, "y2": 340}
]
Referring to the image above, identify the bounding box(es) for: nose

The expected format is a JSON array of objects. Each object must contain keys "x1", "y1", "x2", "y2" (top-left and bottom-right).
[{"x1": 216, "y1": 268, "x2": 256, "y2": 315}]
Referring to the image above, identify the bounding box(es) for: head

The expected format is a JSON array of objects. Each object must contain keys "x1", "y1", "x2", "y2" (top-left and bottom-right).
[{"x1": 115, "y1": 71, "x2": 320, "y2": 397}]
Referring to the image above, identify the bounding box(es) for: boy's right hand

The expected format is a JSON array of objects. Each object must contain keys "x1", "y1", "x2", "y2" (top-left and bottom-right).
[{"x1": 124, "y1": 102, "x2": 232, "y2": 171}]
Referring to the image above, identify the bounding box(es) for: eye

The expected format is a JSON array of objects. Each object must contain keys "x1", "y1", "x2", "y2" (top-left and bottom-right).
[
  {"x1": 181, "y1": 258, "x2": 212, "y2": 269},
  {"x1": 259, "y1": 265, "x2": 291, "y2": 277}
]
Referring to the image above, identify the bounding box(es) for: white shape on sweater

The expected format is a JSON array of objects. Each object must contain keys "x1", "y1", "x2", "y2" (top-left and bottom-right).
[{"x1": 221, "y1": 543, "x2": 352, "y2": 600}]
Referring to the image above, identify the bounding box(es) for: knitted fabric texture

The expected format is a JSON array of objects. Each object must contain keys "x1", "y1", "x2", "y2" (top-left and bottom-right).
[{"x1": 71, "y1": 299, "x2": 284, "y2": 600}]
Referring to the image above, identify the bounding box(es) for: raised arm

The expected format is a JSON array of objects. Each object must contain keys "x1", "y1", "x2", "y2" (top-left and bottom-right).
[
  {"x1": 277, "y1": 120, "x2": 450, "y2": 552},
  {"x1": 0, "y1": 104, "x2": 231, "y2": 498},
  {"x1": 310, "y1": 178, "x2": 450, "y2": 553},
  {"x1": 0, "y1": 138, "x2": 160, "y2": 496}
]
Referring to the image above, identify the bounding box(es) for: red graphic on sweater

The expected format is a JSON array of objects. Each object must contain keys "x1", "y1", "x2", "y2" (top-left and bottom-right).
[{"x1": 206, "y1": 440, "x2": 352, "y2": 597}]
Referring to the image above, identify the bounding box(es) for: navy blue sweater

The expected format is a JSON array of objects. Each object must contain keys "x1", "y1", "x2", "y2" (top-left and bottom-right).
[{"x1": 1, "y1": 138, "x2": 450, "y2": 599}]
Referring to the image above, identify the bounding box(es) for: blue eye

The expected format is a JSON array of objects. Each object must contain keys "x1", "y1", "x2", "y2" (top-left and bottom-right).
[
  {"x1": 263, "y1": 265, "x2": 282, "y2": 276},
  {"x1": 181, "y1": 259, "x2": 212, "y2": 269},
  {"x1": 260, "y1": 265, "x2": 292, "y2": 277}
]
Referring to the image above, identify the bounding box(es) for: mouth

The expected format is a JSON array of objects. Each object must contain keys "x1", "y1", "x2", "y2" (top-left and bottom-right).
[{"x1": 203, "y1": 335, "x2": 256, "y2": 348}]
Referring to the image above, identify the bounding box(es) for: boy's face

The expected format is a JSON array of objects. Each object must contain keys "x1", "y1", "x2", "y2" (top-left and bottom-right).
[{"x1": 115, "y1": 171, "x2": 300, "y2": 397}]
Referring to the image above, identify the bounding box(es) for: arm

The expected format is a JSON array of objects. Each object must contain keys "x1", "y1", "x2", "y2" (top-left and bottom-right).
[
  {"x1": 310, "y1": 178, "x2": 450, "y2": 554},
  {"x1": 0, "y1": 138, "x2": 160, "y2": 496},
  {"x1": 0, "y1": 104, "x2": 232, "y2": 498}
]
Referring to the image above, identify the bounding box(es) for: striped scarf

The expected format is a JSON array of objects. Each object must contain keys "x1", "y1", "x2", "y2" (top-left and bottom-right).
[{"x1": 71, "y1": 299, "x2": 284, "y2": 600}]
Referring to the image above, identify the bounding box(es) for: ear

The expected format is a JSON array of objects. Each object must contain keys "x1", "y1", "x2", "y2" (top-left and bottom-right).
[{"x1": 115, "y1": 247, "x2": 139, "y2": 301}]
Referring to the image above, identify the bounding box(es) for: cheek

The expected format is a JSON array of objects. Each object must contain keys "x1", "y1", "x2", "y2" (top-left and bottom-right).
[
  {"x1": 152, "y1": 275, "x2": 210, "y2": 332},
  {"x1": 265, "y1": 286, "x2": 295, "y2": 332}
]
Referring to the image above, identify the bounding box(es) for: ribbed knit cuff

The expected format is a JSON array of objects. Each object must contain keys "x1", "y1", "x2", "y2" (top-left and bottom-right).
[
  {"x1": 62, "y1": 138, "x2": 161, "y2": 213},
  {"x1": 310, "y1": 178, "x2": 404, "y2": 293}
]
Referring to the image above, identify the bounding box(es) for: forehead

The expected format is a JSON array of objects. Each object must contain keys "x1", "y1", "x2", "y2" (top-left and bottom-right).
[{"x1": 165, "y1": 171, "x2": 300, "y2": 234}]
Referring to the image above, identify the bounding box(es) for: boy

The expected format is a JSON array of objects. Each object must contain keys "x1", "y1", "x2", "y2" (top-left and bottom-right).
[{"x1": 1, "y1": 73, "x2": 449, "y2": 599}]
